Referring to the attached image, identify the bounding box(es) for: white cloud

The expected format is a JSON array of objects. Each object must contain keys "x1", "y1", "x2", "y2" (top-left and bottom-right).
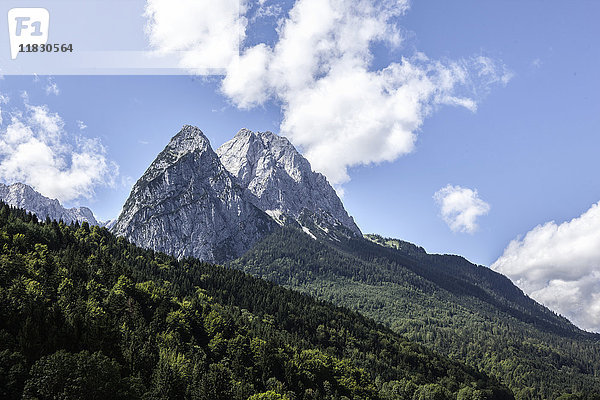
[
  {"x1": 144, "y1": 0, "x2": 245, "y2": 72},
  {"x1": 27, "y1": 104, "x2": 63, "y2": 140},
  {"x1": 222, "y1": 43, "x2": 272, "y2": 107},
  {"x1": 492, "y1": 202, "x2": 600, "y2": 332},
  {"x1": 474, "y1": 55, "x2": 513, "y2": 88},
  {"x1": 45, "y1": 78, "x2": 60, "y2": 96},
  {"x1": 0, "y1": 102, "x2": 118, "y2": 203},
  {"x1": 251, "y1": 0, "x2": 283, "y2": 21},
  {"x1": 0, "y1": 93, "x2": 8, "y2": 126},
  {"x1": 143, "y1": 0, "x2": 510, "y2": 186},
  {"x1": 219, "y1": 0, "x2": 510, "y2": 186},
  {"x1": 76, "y1": 120, "x2": 87, "y2": 130},
  {"x1": 434, "y1": 184, "x2": 490, "y2": 233}
]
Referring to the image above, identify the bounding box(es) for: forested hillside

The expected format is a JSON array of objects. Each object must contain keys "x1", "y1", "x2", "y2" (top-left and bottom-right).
[
  {"x1": 229, "y1": 228, "x2": 600, "y2": 399},
  {"x1": 0, "y1": 202, "x2": 512, "y2": 399}
]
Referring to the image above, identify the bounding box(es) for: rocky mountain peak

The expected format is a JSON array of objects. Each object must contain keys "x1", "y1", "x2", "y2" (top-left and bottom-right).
[
  {"x1": 216, "y1": 128, "x2": 361, "y2": 237},
  {"x1": 217, "y1": 128, "x2": 308, "y2": 187},
  {"x1": 111, "y1": 125, "x2": 276, "y2": 263},
  {"x1": 111, "y1": 125, "x2": 362, "y2": 263},
  {"x1": 170, "y1": 124, "x2": 211, "y2": 152},
  {"x1": 140, "y1": 125, "x2": 212, "y2": 183}
]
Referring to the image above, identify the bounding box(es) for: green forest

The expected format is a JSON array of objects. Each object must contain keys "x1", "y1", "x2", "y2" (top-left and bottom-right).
[
  {"x1": 228, "y1": 227, "x2": 600, "y2": 399},
  {"x1": 0, "y1": 202, "x2": 513, "y2": 399}
]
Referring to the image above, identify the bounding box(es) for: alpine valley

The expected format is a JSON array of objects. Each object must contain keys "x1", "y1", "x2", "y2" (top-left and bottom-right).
[{"x1": 2, "y1": 125, "x2": 599, "y2": 399}]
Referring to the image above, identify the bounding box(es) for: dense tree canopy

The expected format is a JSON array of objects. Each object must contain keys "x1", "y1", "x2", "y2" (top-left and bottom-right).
[
  {"x1": 0, "y1": 202, "x2": 512, "y2": 399},
  {"x1": 229, "y1": 228, "x2": 600, "y2": 399}
]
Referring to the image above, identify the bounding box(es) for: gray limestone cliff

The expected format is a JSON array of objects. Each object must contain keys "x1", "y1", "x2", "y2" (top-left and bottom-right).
[
  {"x1": 0, "y1": 182, "x2": 99, "y2": 225},
  {"x1": 111, "y1": 125, "x2": 276, "y2": 263},
  {"x1": 216, "y1": 129, "x2": 361, "y2": 238}
]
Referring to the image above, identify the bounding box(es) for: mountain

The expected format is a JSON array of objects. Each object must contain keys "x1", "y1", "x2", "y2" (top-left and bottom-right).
[
  {"x1": 109, "y1": 123, "x2": 600, "y2": 397},
  {"x1": 111, "y1": 125, "x2": 276, "y2": 263},
  {"x1": 0, "y1": 202, "x2": 513, "y2": 399},
  {"x1": 0, "y1": 182, "x2": 98, "y2": 225},
  {"x1": 216, "y1": 129, "x2": 361, "y2": 239},
  {"x1": 113, "y1": 126, "x2": 361, "y2": 263},
  {"x1": 229, "y1": 228, "x2": 600, "y2": 398}
]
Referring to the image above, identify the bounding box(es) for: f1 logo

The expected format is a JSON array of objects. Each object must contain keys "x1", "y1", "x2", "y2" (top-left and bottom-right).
[{"x1": 7, "y1": 8, "x2": 49, "y2": 60}]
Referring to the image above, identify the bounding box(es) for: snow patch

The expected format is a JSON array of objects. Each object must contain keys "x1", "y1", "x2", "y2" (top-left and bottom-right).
[
  {"x1": 265, "y1": 209, "x2": 285, "y2": 226},
  {"x1": 302, "y1": 226, "x2": 316, "y2": 240},
  {"x1": 317, "y1": 224, "x2": 329, "y2": 233}
]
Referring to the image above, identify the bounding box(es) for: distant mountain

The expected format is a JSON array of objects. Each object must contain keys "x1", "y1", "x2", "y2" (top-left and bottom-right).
[
  {"x1": 0, "y1": 182, "x2": 98, "y2": 225},
  {"x1": 111, "y1": 125, "x2": 276, "y2": 263},
  {"x1": 216, "y1": 129, "x2": 361, "y2": 238}
]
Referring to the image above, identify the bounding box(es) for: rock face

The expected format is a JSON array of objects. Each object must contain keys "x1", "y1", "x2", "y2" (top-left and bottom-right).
[
  {"x1": 216, "y1": 129, "x2": 361, "y2": 237},
  {"x1": 111, "y1": 125, "x2": 276, "y2": 263},
  {"x1": 0, "y1": 182, "x2": 99, "y2": 225}
]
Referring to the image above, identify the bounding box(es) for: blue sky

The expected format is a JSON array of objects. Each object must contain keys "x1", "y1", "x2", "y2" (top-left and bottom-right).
[
  {"x1": 1, "y1": 1, "x2": 600, "y2": 330},
  {"x1": 349, "y1": 1, "x2": 600, "y2": 262}
]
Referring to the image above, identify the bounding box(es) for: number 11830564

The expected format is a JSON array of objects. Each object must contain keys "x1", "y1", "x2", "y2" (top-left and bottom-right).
[{"x1": 19, "y1": 43, "x2": 73, "y2": 53}]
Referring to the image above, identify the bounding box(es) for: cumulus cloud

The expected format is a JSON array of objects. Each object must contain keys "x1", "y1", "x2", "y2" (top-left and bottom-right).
[
  {"x1": 143, "y1": 0, "x2": 510, "y2": 186},
  {"x1": 144, "y1": 0, "x2": 245, "y2": 72},
  {"x1": 220, "y1": 0, "x2": 510, "y2": 186},
  {"x1": 434, "y1": 184, "x2": 490, "y2": 233},
  {"x1": 0, "y1": 102, "x2": 118, "y2": 203},
  {"x1": 492, "y1": 202, "x2": 600, "y2": 332}
]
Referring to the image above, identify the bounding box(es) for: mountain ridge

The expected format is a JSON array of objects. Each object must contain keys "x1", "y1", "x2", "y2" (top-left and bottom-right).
[
  {"x1": 228, "y1": 226, "x2": 600, "y2": 397},
  {"x1": 0, "y1": 182, "x2": 99, "y2": 225}
]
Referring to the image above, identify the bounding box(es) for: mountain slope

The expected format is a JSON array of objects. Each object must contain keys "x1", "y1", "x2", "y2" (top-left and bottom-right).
[
  {"x1": 228, "y1": 227, "x2": 600, "y2": 398},
  {"x1": 111, "y1": 125, "x2": 276, "y2": 263},
  {"x1": 0, "y1": 182, "x2": 98, "y2": 225},
  {"x1": 216, "y1": 129, "x2": 361, "y2": 238},
  {"x1": 108, "y1": 124, "x2": 600, "y2": 397},
  {"x1": 0, "y1": 202, "x2": 512, "y2": 399}
]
